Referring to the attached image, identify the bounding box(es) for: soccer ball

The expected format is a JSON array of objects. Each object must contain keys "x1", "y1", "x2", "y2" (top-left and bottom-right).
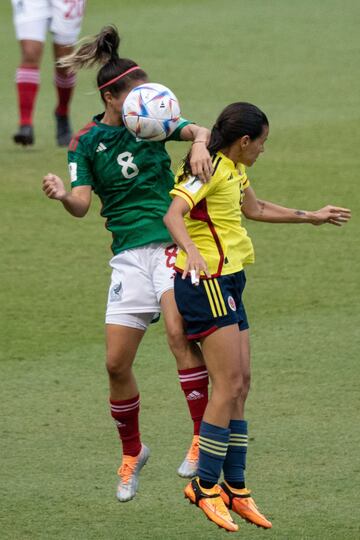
[{"x1": 122, "y1": 83, "x2": 181, "y2": 141}]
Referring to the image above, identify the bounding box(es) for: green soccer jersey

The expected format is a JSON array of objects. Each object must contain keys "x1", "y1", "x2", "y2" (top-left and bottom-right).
[{"x1": 68, "y1": 113, "x2": 190, "y2": 254}]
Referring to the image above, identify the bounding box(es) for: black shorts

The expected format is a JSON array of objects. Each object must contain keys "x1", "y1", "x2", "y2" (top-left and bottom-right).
[{"x1": 174, "y1": 270, "x2": 249, "y2": 340}]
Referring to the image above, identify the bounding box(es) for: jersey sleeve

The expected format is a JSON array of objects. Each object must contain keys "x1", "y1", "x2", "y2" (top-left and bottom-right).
[
  {"x1": 68, "y1": 138, "x2": 94, "y2": 188},
  {"x1": 170, "y1": 168, "x2": 224, "y2": 210},
  {"x1": 166, "y1": 117, "x2": 191, "y2": 141}
]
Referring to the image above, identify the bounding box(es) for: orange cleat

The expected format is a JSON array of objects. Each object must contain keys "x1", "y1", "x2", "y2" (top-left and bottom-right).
[
  {"x1": 184, "y1": 477, "x2": 238, "y2": 532},
  {"x1": 177, "y1": 435, "x2": 199, "y2": 478},
  {"x1": 220, "y1": 481, "x2": 272, "y2": 529}
]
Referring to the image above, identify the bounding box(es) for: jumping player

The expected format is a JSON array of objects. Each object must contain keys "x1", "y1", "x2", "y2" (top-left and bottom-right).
[
  {"x1": 42, "y1": 26, "x2": 212, "y2": 502},
  {"x1": 11, "y1": 0, "x2": 86, "y2": 146},
  {"x1": 164, "y1": 102, "x2": 351, "y2": 531}
]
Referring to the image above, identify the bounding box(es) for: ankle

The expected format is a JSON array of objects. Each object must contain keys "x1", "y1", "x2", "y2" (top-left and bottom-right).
[{"x1": 199, "y1": 479, "x2": 216, "y2": 490}]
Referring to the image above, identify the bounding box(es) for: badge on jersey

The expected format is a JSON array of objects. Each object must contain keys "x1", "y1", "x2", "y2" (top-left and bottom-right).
[
  {"x1": 69, "y1": 162, "x2": 78, "y2": 183},
  {"x1": 184, "y1": 175, "x2": 203, "y2": 194}
]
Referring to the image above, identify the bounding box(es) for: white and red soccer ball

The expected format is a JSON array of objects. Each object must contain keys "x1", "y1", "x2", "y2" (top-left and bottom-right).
[{"x1": 122, "y1": 83, "x2": 181, "y2": 141}]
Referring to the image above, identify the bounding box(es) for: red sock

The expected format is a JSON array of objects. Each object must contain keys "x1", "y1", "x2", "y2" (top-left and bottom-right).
[
  {"x1": 178, "y1": 365, "x2": 209, "y2": 435},
  {"x1": 54, "y1": 70, "x2": 76, "y2": 116},
  {"x1": 110, "y1": 395, "x2": 141, "y2": 457},
  {"x1": 16, "y1": 66, "x2": 40, "y2": 125}
]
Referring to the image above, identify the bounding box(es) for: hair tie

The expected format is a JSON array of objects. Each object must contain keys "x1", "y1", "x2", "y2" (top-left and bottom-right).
[{"x1": 98, "y1": 65, "x2": 141, "y2": 91}]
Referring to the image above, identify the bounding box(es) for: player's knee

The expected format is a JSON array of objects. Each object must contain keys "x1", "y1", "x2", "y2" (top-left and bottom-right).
[
  {"x1": 227, "y1": 374, "x2": 248, "y2": 402},
  {"x1": 21, "y1": 44, "x2": 42, "y2": 66},
  {"x1": 105, "y1": 355, "x2": 132, "y2": 382},
  {"x1": 166, "y1": 326, "x2": 188, "y2": 357}
]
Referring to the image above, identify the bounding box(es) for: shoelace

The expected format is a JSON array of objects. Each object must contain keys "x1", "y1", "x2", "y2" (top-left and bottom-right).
[{"x1": 118, "y1": 456, "x2": 138, "y2": 484}]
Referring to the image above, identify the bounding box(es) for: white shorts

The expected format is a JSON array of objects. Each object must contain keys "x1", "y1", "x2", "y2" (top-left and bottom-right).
[
  {"x1": 105, "y1": 242, "x2": 178, "y2": 329},
  {"x1": 12, "y1": 0, "x2": 86, "y2": 45}
]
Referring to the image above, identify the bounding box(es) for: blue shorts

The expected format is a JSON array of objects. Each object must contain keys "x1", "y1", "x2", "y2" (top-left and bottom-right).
[{"x1": 174, "y1": 270, "x2": 249, "y2": 340}]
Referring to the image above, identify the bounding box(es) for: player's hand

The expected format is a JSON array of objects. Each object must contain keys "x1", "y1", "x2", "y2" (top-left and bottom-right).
[
  {"x1": 182, "y1": 243, "x2": 211, "y2": 285},
  {"x1": 189, "y1": 143, "x2": 213, "y2": 183},
  {"x1": 309, "y1": 205, "x2": 351, "y2": 226},
  {"x1": 43, "y1": 173, "x2": 67, "y2": 201}
]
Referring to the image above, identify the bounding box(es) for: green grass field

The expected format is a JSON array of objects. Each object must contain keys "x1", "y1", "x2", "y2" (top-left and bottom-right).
[{"x1": 1, "y1": 1, "x2": 359, "y2": 538}]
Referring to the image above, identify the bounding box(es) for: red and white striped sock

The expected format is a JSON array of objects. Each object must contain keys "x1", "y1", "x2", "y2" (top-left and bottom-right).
[
  {"x1": 15, "y1": 66, "x2": 40, "y2": 125},
  {"x1": 54, "y1": 70, "x2": 76, "y2": 116},
  {"x1": 178, "y1": 365, "x2": 209, "y2": 435},
  {"x1": 110, "y1": 394, "x2": 141, "y2": 457}
]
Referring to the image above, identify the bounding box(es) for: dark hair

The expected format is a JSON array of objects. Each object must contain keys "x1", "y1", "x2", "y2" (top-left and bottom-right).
[
  {"x1": 181, "y1": 102, "x2": 269, "y2": 179},
  {"x1": 58, "y1": 25, "x2": 148, "y2": 101}
]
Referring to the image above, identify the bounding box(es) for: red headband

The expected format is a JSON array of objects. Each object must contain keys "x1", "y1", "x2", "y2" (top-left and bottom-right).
[{"x1": 98, "y1": 66, "x2": 141, "y2": 91}]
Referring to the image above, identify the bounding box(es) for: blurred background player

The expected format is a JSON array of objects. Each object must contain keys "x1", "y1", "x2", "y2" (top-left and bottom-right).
[
  {"x1": 11, "y1": 0, "x2": 86, "y2": 146},
  {"x1": 164, "y1": 102, "x2": 351, "y2": 532},
  {"x1": 43, "y1": 26, "x2": 212, "y2": 503}
]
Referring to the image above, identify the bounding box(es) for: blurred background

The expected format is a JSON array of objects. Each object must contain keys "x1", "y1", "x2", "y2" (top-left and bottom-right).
[{"x1": 1, "y1": 1, "x2": 359, "y2": 538}]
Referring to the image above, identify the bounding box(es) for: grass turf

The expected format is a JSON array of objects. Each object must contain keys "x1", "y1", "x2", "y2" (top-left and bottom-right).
[{"x1": 1, "y1": 1, "x2": 359, "y2": 538}]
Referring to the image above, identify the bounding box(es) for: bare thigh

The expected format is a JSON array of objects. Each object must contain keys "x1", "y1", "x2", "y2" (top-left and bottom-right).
[{"x1": 161, "y1": 289, "x2": 204, "y2": 370}]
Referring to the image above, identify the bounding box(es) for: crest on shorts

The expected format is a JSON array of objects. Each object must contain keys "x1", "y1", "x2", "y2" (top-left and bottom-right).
[
  {"x1": 228, "y1": 296, "x2": 236, "y2": 311},
  {"x1": 110, "y1": 282, "x2": 123, "y2": 302}
]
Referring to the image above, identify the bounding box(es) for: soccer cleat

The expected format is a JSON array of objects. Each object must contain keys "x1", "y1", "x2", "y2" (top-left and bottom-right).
[
  {"x1": 220, "y1": 481, "x2": 272, "y2": 529},
  {"x1": 55, "y1": 112, "x2": 72, "y2": 146},
  {"x1": 177, "y1": 435, "x2": 199, "y2": 478},
  {"x1": 13, "y1": 125, "x2": 34, "y2": 146},
  {"x1": 184, "y1": 477, "x2": 239, "y2": 532},
  {"x1": 116, "y1": 444, "x2": 150, "y2": 502}
]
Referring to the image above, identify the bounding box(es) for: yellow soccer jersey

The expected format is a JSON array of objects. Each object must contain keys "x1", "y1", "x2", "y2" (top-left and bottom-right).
[{"x1": 170, "y1": 151, "x2": 255, "y2": 277}]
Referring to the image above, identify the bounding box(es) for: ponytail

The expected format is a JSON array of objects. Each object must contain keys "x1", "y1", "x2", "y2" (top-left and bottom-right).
[
  {"x1": 207, "y1": 124, "x2": 227, "y2": 155},
  {"x1": 57, "y1": 25, "x2": 120, "y2": 72},
  {"x1": 58, "y1": 25, "x2": 148, "y2": 100}
]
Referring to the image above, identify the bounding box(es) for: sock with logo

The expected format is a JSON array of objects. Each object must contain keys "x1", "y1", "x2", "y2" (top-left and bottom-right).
[
  {"x1": 222, "y1": 419, "x2": 248, "y2": 488},
  {"x1": 178, "y1": 365, "x2": 209, "y2": 435},
  {"x1": 198, "y1": 421, "x2": 230, "y2": 484},
  {"x1": 110, "y1": 394, "x2": 141, "y2": 457},
  {"x1": 54, "y1": 70, "x2": 76, "y2": 116},
  {"x1": 15, "y1": 66, "x2": 40, "y2": 125}
]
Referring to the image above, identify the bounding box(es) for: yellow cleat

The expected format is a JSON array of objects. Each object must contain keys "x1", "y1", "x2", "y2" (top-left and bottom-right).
[
  {"x1": 220, "y1": 481, "x2": 272, "y2": 529},
  {"x1": 184, "y1": 477, "x2": 239, "y2": 532}
]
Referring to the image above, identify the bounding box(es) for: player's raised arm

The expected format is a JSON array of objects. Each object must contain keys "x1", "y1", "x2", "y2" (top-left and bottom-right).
[
  {"x1": 179, "y1": 124, "x2": 212, "y2": 183},
  {"x1": 242, "y1": 186, "x2": 351, "y2": 226},
  {"x1": 43, "y1": 173, "x2": 92, "y2": 218}
]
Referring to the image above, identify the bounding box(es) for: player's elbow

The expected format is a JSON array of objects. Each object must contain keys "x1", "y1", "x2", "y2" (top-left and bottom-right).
[
  {"x1": 73, "y1": 209, "x2": 88, "y2": 218},
  {"x1": 68, "y1": 203, "x2": 90, "y2": 218},
  {"x1": 242, "y1": 204, "x2": 261, "y2": 221},
  {"x1": 242, "y1": 206, "x2": 254, "y2": 220},
  {"x1": 163, "y1": 210, "x2": 172, "y2": 230}
]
